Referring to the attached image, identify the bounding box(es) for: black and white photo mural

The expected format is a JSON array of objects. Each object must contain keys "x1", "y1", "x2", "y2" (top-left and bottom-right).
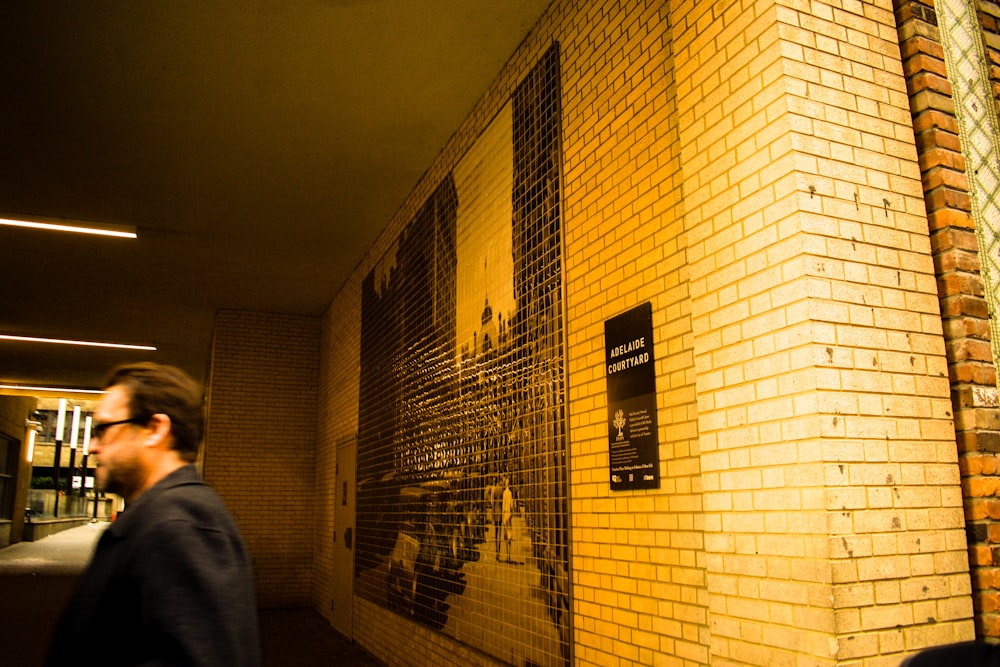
[{"x1": 355, "y1": 45, "x2": 569, "y2": 666}]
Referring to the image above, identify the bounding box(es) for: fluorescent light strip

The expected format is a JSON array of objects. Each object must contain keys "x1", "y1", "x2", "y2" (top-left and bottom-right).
[
  {"x1": 0, "y1": 385, "x2": 104, "y2": 395},
  {"x1": 0, "y1": 334, "x2": 156, "y2": 351},
  {"x1": 0, "y1": 216, "x2": 137, "y2": 239}
]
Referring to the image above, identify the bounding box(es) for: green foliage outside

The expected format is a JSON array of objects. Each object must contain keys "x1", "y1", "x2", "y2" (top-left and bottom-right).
[{"x1": 30, "y1": 476, "x2": 64, "y2": 490}]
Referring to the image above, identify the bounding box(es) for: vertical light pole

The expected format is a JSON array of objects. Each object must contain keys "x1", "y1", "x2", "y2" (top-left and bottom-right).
[
  {"x1": 26, "y1": 427, "x2": 37, "y2": 464},
  {"x1": 68, "y1": 406, "x2": 80, "y2": 502},
  {"x1": 24, "y1": 419, "x2": 41, "y2": 524},
  {"x1": 82, "y1": 416, "x2": 96, "y2": 519},
  {"x1": 53, "y1": 399, "x2": 66, "y2": 518}
]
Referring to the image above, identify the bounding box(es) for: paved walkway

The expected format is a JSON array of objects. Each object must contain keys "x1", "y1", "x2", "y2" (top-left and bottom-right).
[
  {"x1": 0, "y1": 520, "x2": 108, "y2": 575},
  {"x1": 0, "y1": 522, "x2": 383, "y2": 666}
]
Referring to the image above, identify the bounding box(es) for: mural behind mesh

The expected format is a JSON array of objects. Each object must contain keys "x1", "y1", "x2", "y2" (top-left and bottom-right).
[{"x1": 355, "y1": 45, "x2": 569, "y2": 666}]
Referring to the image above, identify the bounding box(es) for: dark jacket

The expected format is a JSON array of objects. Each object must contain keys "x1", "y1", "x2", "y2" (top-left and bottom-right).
[{"x1": 47, "y1": 465, "x2": 261, "y2": 667}]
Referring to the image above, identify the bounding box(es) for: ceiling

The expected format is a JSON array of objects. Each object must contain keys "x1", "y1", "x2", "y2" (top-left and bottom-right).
[{"x1": 0, "y1": 0, "x2": 552, "y2": 395}]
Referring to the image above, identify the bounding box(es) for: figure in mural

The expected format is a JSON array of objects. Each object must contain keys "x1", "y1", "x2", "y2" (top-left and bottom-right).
[
  {"x1": 47, "y1": 362, "x2": 261, "y2": 667},
  {"x1": 501, "y1": 477, "x2": 514, "y2": 563},
  {"x1": 489, "y1": 478, "x2": 504, "y2": 557}
]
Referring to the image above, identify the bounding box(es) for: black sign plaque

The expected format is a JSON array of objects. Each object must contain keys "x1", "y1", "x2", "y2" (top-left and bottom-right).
[{"x1": 604, "y1": 302, "x2": 660, "y2": 491}]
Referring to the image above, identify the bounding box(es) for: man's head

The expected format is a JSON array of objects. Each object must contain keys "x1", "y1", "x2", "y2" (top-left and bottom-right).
[
  {"x1": 102, "y1": 362, "x2": 204, "y2": 460},
  {"x1": 90, "y1": 362, "x2": 204, "y2": 501}
]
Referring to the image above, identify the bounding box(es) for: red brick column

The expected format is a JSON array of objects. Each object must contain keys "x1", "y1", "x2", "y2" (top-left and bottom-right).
[
  {"x1": 984, "y1": 3, "x2": 1000, "y2": 104},
  {"x1": 895, "y1": 0, "x2": 1000, "y2": 639}
]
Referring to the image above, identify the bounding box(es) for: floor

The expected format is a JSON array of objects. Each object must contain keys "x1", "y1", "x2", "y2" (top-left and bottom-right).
[
  {"x1": 260, "y1": 608, "x2": 384, "y2": 667},
  {"x1": 0, "y1": 522, "x2": 384, "y2": 666}
]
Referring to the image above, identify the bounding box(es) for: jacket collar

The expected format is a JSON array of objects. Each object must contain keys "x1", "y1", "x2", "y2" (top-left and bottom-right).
[{"x1": 104, "y1": 464, "x2": 203, "y2": 538}]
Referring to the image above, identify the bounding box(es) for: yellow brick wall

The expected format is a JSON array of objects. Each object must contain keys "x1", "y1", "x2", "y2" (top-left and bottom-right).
[
  {"x1": 314, "y1": 280, "x2": 361, "y2": 615},
  {"x1": 306, "y1": 0, "x2": 974, "y2": 664},
  {"x1": 561, "y1": 1, "x2": 707, "y2": 666},
  {"x1": 315, "y1": 1, "x2": 707, "y2": 663},
  {"x1": 205, "y1": 309, "x2": 321, "y2": 608},
  {"x1": 673, "y1": 0, "x2": 972, "y2": 663}
]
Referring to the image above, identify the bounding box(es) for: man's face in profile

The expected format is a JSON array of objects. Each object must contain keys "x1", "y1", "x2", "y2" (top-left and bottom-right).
[{"x1": 89, "y1": 384, "x2": 146, "y2": 500}]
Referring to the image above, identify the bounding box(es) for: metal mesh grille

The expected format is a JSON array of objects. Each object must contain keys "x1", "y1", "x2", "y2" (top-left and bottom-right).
[
  {"x1": 937, "y1": 0, "x2": 1000, "y2": 378},
  {"x1": 354, "y1": 44, "x2": 570, "y2": 666}
]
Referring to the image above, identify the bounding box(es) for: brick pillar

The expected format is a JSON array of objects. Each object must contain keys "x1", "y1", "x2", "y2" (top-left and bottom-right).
[{"x1": 675, "y1": 0, "x2": 973, "y2": 659}]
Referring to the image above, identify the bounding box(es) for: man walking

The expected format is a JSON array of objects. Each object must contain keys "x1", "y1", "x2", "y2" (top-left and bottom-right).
[{"x1": 47, "y1": 362, "x2": 261, "y2": 667}]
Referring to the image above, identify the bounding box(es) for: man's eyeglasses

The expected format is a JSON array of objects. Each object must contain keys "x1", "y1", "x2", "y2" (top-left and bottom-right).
[{"x1": 92, "y1": 417, "x2": 147, "y2": 440}]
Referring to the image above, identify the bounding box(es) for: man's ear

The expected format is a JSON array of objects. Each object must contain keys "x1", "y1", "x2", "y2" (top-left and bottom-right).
[{"x1": 145, "y1": 413, "x2": 173, "y2": 448}]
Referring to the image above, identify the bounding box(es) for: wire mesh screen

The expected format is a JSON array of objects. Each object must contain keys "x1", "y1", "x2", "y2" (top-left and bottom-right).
[{"x1": 354, "y1": 44, "x2": 569, "y2": 666}]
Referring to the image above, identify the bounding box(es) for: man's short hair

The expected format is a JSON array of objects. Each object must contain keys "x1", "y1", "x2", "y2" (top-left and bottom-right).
[{"x1": 104, "y1": 362, "x2": 204, "y2": 462}]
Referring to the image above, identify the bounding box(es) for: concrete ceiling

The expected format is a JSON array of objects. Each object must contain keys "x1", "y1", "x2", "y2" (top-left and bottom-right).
[{"x1": 0, "y1": 0, "x2": 552, "y2": 394}]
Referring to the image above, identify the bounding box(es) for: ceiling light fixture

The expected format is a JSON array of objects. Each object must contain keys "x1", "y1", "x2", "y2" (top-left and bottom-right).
[
  {"x1": 0, "y1": 215, "x2": 137, "y2": 239},
  {"x1": 0, "y1": 334, "x2": 157, "y2": 351},
  {"x1": 0, "y1": 385, "x2": 104, "y2": 395}
]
